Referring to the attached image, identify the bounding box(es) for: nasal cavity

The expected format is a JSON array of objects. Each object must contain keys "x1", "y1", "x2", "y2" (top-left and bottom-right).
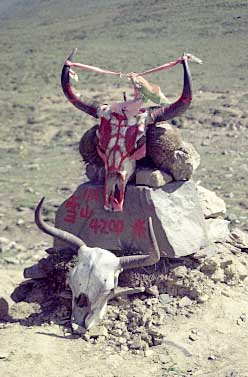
[
  {"x1": 114, "y1": 184, "x2": 120, "y2": 201},
  {"x1": 75, "y1": 293, "x2": 89, "y2": 308}
]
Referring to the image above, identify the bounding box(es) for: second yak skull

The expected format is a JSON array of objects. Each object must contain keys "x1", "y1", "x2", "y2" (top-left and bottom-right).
[{"x1": 61, "y1": 49, "x2": 192, "y2": 211}]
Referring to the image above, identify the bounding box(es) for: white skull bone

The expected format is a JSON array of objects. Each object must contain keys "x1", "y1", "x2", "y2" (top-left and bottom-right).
[
  {"x1": 35, "y1": 197, "x2": 160, "y2": 330},
  {"x1": 69, "y1": 246, "x2": 121, "y2": 329}
]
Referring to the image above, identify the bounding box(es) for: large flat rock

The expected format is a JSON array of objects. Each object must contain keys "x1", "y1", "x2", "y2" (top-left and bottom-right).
[{"x1": 53, "y1": 181, "x2": 209, "y2": 258}]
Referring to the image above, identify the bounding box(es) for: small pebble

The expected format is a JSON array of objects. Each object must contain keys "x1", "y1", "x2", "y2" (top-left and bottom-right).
[
  {"x1": 16, "y1": 219, "x2": 25, "y2": 226},
  {"x1": 221, "y1": 289, "x2": 231, "y2": 297},
  {"x1": 208, "y1": 354, "x2": 217, "y2": 360},
  {"x1": 0, "y1": 352, "x2": 10, "y2": 360},
  {"x1": 189, "y1": 334, "x2": 198, "y2": 341},
  {"x1": 88, "y1": 325, "x2": 108, "y2": 338},
  {"x1": 159, "y1": 294, "x2": 172, "y2": 305},
  {"x1": 197, "y1": 294, "x2": 209, "y2": 303},
  {"x1": 178, "y1": 296, "x2": 193, "y2": 308},
  {"x1": 146, "y1": 285, "x2": 159, "y2": 297}
]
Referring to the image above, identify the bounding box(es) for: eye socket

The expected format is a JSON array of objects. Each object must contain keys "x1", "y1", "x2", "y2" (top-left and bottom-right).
[{"x1": 75, "y1": 294, "x2": 89, "y2": 308}]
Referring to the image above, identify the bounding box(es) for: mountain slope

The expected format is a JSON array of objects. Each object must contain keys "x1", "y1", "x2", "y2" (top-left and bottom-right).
[{"x1": 0, "y1": 0, "x2": 247, "y2": 107}]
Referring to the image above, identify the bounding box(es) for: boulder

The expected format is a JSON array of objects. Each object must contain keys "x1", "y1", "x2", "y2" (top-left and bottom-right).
[
  {"x1": 197, "y1": 186, "x2": 226, "y2": 218},
  {"x1": 170, "y1": 142, "x2": 200, "y2": 181},
  {"x1": 228, "y1": 228, "x2": 248, "y2": 250},
  {"x1": 205, "y1": 218, "x2": 230, "y2": 244},
  {"x1": 135, "y1": 168, "x2": 173, "y2": 187},
  {"x1": 53, "y1": 180, "x2": 209, "y2": 258}
]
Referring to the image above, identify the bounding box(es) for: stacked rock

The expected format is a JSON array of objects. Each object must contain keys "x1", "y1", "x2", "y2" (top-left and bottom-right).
[
  {"x1": 52, "y1": 122, "x2": 228, "y2": 260},
  {"x1": 84, "y1": 123, "x2": 200, "y2": 185}
]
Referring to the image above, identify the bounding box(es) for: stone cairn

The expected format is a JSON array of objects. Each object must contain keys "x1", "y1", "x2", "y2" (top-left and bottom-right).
[{"x1": 10, "y1": 123, "x2": 248, "y2": 352}]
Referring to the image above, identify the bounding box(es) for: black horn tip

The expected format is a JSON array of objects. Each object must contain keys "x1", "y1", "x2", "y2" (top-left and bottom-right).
[
  {"x1": 37, "y1": 196, "x2": 45, "y2": 210},
  {"x1": 67, "y1": 48, "x2": 78, "y2": 62},
  {"x1": 35, "y1": 196, "x2": 45, "y2": 219}
]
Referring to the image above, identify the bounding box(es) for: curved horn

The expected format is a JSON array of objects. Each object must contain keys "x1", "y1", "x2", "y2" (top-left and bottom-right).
[
  {"x1": 148, "y1": 55, "x2": 192, "y2": 124},
  {"x1": 119, "y1": 217, "x2": 160, "y2": 270},
  {"x1": 35, "y1": 197, "x2": 85, "y2": 249},
  {"x1": 61, "y1": 48, "x2": 99, "y2": 118}
]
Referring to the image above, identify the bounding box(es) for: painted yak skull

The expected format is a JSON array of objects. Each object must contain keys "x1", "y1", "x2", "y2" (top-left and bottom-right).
[
  {"x1": 35, "y1": 197, "x2": 160, "y2": 330},
  {"x1": 61, "y1": 49, "x2": 192, "y2": 211}
]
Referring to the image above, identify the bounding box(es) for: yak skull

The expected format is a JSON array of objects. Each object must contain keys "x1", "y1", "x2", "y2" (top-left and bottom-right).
[
  {"x1": 61, "y1": 49, "x2": 192, "y2": 212},
  {"x1": 69, "y1": 246, "x2": 120, "y2": 329},
  {"x1": 96, "y1": 101, "x2": 148, "y2": 211},
  {"x1": 35, "y1": 197, "x2": 160, "y2": 330}
]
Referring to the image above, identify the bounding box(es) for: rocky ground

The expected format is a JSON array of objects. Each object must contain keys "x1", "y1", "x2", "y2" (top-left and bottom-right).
[
  {"x1": 1, "y1": 227, "x2": 248, "y2": 377},
  {"x1": 1, "y1": 88, "x2": 248, "y2": 376},
  {"x1": 1, "y1": 1, "x2": 248, "y2": 374}
]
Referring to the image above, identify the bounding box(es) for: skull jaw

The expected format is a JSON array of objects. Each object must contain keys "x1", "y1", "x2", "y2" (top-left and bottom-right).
[
  {"x1": 71, "y1": 301, "x2": 108, "y2": 331},
  {"x1": 104, "y1": 168, "x2": 134, "y2": 212},
  {"x1": 104, "y1": 196, "x2": 124, "y2": 212}
]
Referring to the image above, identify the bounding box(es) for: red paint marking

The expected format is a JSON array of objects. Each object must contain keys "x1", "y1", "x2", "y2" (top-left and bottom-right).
[
  {"x1": 89, "y1": 218, "x2": 124, "y2": 236},
  {"x1": 89, "y1": 218, "x2": 99, "y2": 234},
  {"x1": 64, "y1": 195, "x2": 80, "y2": 224},
  {"x1": 109, "y1": 219, "x2": 124, "y2": 236},
  {"x1": 100, "y1": 219, "x2": 109, "y2": 234},
  {"x1": 80, "y1": 205, "x2": 94, "y2": 219},
  {"x1": 82, "y1": 188, "x2": 100, "y2": 203}
]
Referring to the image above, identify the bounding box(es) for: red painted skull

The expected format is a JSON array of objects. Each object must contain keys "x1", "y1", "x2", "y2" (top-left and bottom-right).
[
  {"x1": 96, "y1": 101, "x2": 147, "y2": 211},
  {"x1": 61, "y1": 49, "x2": 192, "y2": 212}
]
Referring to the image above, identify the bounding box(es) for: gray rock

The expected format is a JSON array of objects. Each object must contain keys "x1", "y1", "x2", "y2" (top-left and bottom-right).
[
  {"x1": 208, "y1": 354, "x2": 217, "y2": 360},
  {"x1": 211, "y1": 269, "x2": 225, "y2": 283},
  {"x1": 145, "y1": 285, "x2": 159, "y2": 297},
  {"x1": 53, "y1": 181, "x2": 209, "y2": 258},
  {"x1": 228, "y1": 228, "x2": 248, "y2": 250},
  {"x1": 152, "y1": 336, "x2": 164, "y2": 346},
  {"x1": 148, "y1": 327, "x2": 166, "y2": 337},
  {"x1": 117, "y1": 337, "x2": 127, "y2": 345},
  {"x1": 189, "y1": 333, "x2": 198, "y2": 341},
  {"x1": 159, "y1": 293, "x2": 172, "y2": 305},
  {"x1": 172, "y1": 266, "x2": 188, "y2": 278},
  {"x1": 16, "y1": 219, "x2": 25, "y2": 226},
  {"x1": 141, "y1": 309, "x2": 153, "y2": 326},
  {"x1": 71, "y1": 323, "x2": 86, "y2": 335},
  {"x1": 87, "y1": 325, "x2": 108, "y2": 338},
  {"x1": 197, "y1": 185, "x2": 226, "y2": 218},
  {"x1": 24, "y1": 259, "x2": 54, "y2": 279},
  {"x1": 135, "y1": 168, "x2": 172, "y2": 187},
  {"x1": 109, "y1": 328, "x2": 123, "y2": 337},
  {"x1": 197, "y1": 294, "x2": 209, "y2": 303},
  {"x1": 221, "y1": 289, "x2": 231, "y2": 297},
  {"x1": 205, "y1": 218, "x2": 230, "y2": 243},
  {"x1": 0, "y1": 352, "x2": 10, "y2": 360},
  {"x1": 192, "y1": 244, "x2": 219, "y2": 259},
  {"x1": 0, "y1": 237, "x2": 10, "y2": 253},
  {"x1": 3, "y1": 257, "x2": 19, "y2": 265},
  {"x1": 129, "y1": 335, "x2": 148, "y2": 350},
  {"x1": 178, "y1": 296, "x2": 193, "y2": 308},
  {"x1": 170, "y1": 142, "x2": 200, "y2": 181}
]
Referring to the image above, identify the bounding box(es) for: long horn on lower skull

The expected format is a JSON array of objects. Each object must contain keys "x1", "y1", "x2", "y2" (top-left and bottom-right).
[
  {"x1": 61, "y1": 48, "x2": 99, "y2": 118},
  {"x1": 148, "y1": 55, "x2": 192, "y2": 124},
  {"x1": 119, "y1": 217, "x2": 160, "y2": 270},
  {"x1": 35, "y1": 197, "x2": 85, "y2": 249}
]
